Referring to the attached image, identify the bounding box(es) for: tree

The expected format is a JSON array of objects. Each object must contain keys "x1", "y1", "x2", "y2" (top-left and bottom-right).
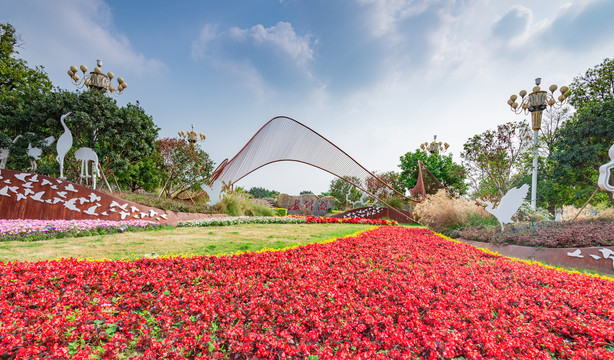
[
  {"x1": 569, "y1": 57, "x2": 614, "y2": 109},
  {"x1": 114, "y1": 154, "x2": 164, "y2": 192},
  {"x1": 526, "y1": 107, "x2": 574, "y2": 211},
  {"x1": 399, "y1": 149, "x2": 467, "y2": 197},
  {"x1": 326, "y1": 176, "x2": 362, "y2": 209},
  {"x1": 461, "y1": 121, "x2": 531, "y2": 201},
  {"x1": 550, "y1": 100, "x2": 614, "y2": 206},
  {"x1": 0, "y1": 23, "x2": 53, "y2": 171},
  {"x1": 157, "y1": 138, "x2": 214, "y2": 197},
  {"x1": 547, "y1": 58, "x2": 614, "y2": 207},
  {"x1": 540, "y1": 107, "x2": 572, "y2": 157},
  {"x1": 248, "y1": 187, "x2": 279, "y2": 199},
  {"x1": 365, "y1": 170, "x2": 409, "y2": 209},
  {"x1": 0, "y1": 89, "x2": 161, "y2": 187},
  {"x1": 365, "y1": 171, "x2": 403, "y2": 197},
  {"x1": 0, "y1": 23, "x2": 52, "y2": 96}
]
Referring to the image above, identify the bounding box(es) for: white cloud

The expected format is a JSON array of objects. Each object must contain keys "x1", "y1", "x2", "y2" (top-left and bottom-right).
[
  {"x1": 230, "y1": 21, "x2": 315, "y2": 67},
  {"x1": 190, "y1": 21, "x2": 318, "y2": 94},
  {"x1": 0, "y1": 0, "x2": 165, "y2": 83},
  {"x1": 191, "y1": 24, "x2": 219, "y2": 60},
  {"x1": 491, "y1": 5, "x2": 532, "y2": 42},
  {"x1": 357, "y1": 0, "x2": 434, "y2": 38}
]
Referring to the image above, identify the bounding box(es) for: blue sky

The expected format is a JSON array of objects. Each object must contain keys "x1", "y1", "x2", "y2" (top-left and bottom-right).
[{"x1": 2, "y1": 0, "x2": 614, "y2": 195}]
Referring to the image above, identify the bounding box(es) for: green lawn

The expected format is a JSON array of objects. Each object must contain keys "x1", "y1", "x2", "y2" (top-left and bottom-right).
[{"x1": 0, "y1": 223, "x2": 375, "y2": 262}]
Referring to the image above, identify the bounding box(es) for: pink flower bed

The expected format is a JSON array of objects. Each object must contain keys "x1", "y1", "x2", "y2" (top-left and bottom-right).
[
  {"x1": 1, "y1": 227, "x2": 613, "y2": 359},
  {"x1": 0, "y1": 219, "x2": 161, "y2": 241}
]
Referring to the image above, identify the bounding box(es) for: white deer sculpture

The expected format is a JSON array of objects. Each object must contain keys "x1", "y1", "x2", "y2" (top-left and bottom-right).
[
  {"x1": 74, "y1": 147, "x2": 100, "y2": 189},
  {"x1": 0, "y1": 135, "x2": 23, "y2": 169}
]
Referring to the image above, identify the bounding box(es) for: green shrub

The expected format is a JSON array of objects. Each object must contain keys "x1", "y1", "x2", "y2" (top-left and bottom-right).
[
  {"x1": 514, "y1": 201, "x2": 552, "y2": 222},
  {"x1": 213, "y1": 192, "x2": 275, "y2": 216},
  {"x1": 274, "y1": 208, "x2": 288, "y2": 216}
]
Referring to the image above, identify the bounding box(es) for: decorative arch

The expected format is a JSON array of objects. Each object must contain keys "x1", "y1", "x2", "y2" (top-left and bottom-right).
[{"x1": 210, "y1": 116, "x2": 417, "y2": 221}]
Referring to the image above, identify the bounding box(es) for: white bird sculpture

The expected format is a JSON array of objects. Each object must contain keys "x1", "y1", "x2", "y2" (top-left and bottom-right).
[
  {"x1": 202, "y1": 180, "x2": 225, "y2": 206},
  {"x1": 56, "y1": 112, "x2": 72, "y2": 179},
  {"x1": 480, "y1": 184, "x2": 530, "y2": 231},
  {"x1": 27, "y1": 136, "x2": 55, "y2": 171}
]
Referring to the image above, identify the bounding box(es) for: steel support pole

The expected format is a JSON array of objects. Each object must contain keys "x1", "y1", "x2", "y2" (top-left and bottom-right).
[{"x1": 531, "y1": 129, "x2": 538, "y2": 210}]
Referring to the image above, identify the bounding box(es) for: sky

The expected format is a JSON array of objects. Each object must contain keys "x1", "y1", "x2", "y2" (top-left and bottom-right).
[{"x1": 2, "y1": 0, "x2": 614, "y2": 195}]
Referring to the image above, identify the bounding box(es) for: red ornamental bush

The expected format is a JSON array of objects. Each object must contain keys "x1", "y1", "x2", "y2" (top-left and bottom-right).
[
  {"x1": 1, "y1": 227, "x2": 613, "y2": 359},
  {"x1": 298, "y1": 216, "x2": 398, "y2": 226}
]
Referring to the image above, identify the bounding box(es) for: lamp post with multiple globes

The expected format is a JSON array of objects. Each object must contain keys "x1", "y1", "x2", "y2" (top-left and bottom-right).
[
  {"x1": 507, "y1": 78, "x2": 569, "y2": 210},
  {"x1": 420, "y1": 135, "x2": 449, "y2": 155},
  {"x1": 178, "y1": 125, "x2": 206, "y2": 149},
  {"x1": 67, "y1": 59, "x2": 127, "y2": 95}
]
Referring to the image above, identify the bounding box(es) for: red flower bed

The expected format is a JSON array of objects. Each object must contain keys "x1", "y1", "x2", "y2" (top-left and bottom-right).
[
  {"x1": 1, "y1": 227, "x2": 613, "y2": 359},
  {"x1": 298, "y1": 215, "x2": 398, "y2": 226}
]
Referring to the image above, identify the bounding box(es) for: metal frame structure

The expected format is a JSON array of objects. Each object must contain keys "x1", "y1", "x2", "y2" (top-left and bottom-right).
[{"x1": 210, "y1": 116, "x2": 418, "y2": 222}]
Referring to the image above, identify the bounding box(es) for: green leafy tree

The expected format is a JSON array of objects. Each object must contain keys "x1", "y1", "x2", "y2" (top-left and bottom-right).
[
  {"x1": 547, "y1": 58, "x2": 614, "y2": 207},
  {"x1": 327, "y1": 176, "x2": 362, "y2": 209},
  {"x1": 157, "y1": 138, "x2": 214, "y2": 198},
  {"x1": 550, "y1": 100, "x2": 614, "y2": 206},
  {"x1": 461, "y1": 121, "x2": 531, "y2": 201},
  {"x1": 399, "y1": 149, "x2": 467, "y2": 197},
  {"x1": 0, "y1": 23, "x2": 53, "y2": 170},
  {"x1": 529, "y1": 108, "x2": 573, "y2": 211},
  {"x1": 365, "y1": 170, "x2": 409, "y2": 209},
  {"x1": 0, "y1": 23, "x2": 52, "y2": 97},
  {"x1": 1, "y1": 89, "x2": 160, "y2": 185},
  {"x1": 569, "y1": 57, "x2": 614, "y2": 109},
  {"x1": 114, "y1": 153, "x2": 164, "y2": 192},
  {"x1": 248, "y1": 187, "x2": 279, "y2": 199}
]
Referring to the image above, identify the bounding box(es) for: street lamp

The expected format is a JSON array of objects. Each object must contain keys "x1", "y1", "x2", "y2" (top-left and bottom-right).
[
  {"x1": 507, "y1": 78, "x2": 570, "y2": 210},
  {"x1": 67, "y1": 59, "x2": 127, "y2": 95},
  {"x1": 420, "y1": 135, "x2": 449, "y2": 154},
  {"x1": 178, "y1": 125, "x2": 206, "y2": 149}
]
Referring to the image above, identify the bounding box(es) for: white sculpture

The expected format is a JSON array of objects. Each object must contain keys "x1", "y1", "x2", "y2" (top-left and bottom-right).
[
  {"x1": 202, "y1": 180, "x2": 225, "y2": 206},
  {"x1": 598, "y1": 144, "x2": 614, "y2": 192},
  {"x1": 0, "y1": 135, "x2": 23, "y2": 169},
  {"x1": 56, "y1": 112, "x2": 73, "y2": 179},
  {"x1": 27, "y1": 136, "x2": 55, "y2": 171},
  {"x1": 480, "y1": 184, "x2": 530, "y2": 231},
  {"x1": 74, "y1": 147, "x2": 100, "y2": 189}
]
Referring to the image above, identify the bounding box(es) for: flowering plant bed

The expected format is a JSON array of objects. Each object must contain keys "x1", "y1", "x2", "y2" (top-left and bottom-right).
[
  {"x1": 1, "y1": 227, "x2": 613, "y2": 358},
  {"x1": 449, "y1": 219, "x2": 614, "y2": 248},
  {"x1": 179, "y1": 215, "x2": 397, "y2": 227},
  {"x1": 0, "y1": 219, "x2": 165, "y2": 242}
]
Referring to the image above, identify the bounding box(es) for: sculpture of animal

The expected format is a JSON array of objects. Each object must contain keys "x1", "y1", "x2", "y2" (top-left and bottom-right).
[
  {"x1": 598, "y1": 144, "x2": 614, "y2": 192},
  {"x1": 480, "y1": 184, "x2": 529, "y2": 231},
  {"x1": 202, "y1": 180, "x2": 225, "y2": 206},
  {"x1": 74, "y1": 147, "x2": 100, "y2": 189},
  {"x1": 56, "y1": 112, "x2": 72, "y2": 179},
  {"x1": 27, "y1": 136, "x2": 55, "y2": 171},
  {"x1": 0, "y1": 135, "x2": 23, "y2": 169}
]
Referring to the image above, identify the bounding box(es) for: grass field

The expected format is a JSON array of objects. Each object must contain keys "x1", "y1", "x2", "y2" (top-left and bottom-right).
[{"x1": 0, "y1": 223, "x2": 374, "y2": 262}]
